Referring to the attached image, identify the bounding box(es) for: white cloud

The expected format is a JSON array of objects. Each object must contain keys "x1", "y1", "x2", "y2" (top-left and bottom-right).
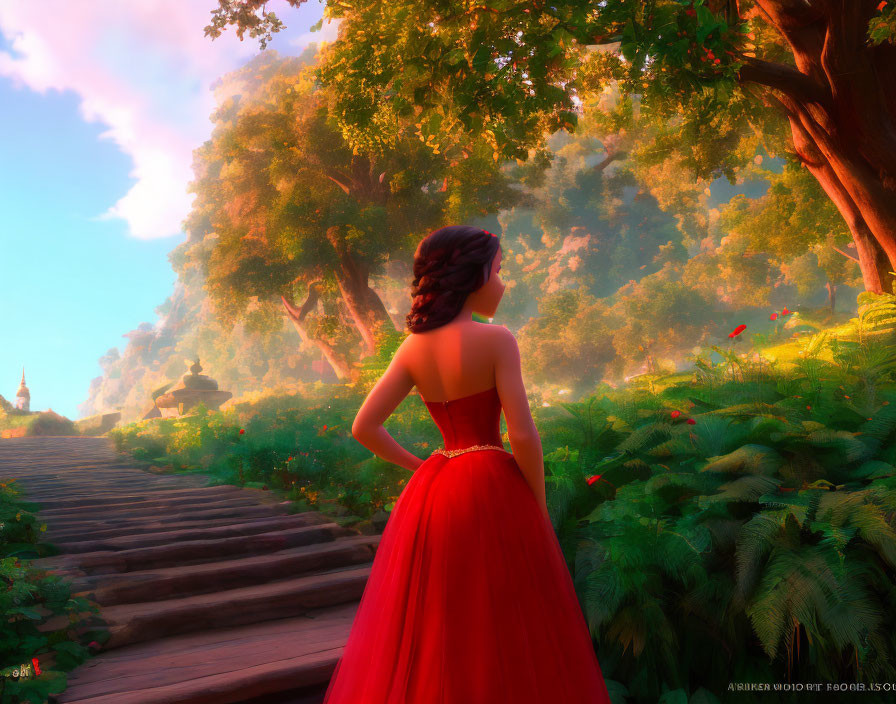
[
  {"x1": 0, "y1": 0, "x2": 327, "y2": 240},
  {"x1": 292, "y1": 15, "x2": 341, "y2": 47}
]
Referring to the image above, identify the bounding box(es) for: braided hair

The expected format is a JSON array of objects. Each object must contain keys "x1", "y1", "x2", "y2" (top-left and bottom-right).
[{"x1": 405, "y1": 225, "x2": 501, "y2": 333}]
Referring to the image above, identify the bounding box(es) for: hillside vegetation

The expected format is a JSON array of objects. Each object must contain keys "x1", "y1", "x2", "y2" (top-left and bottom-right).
[{"x1": 109, "y1": 291, "x2": 896, "y2": 701}]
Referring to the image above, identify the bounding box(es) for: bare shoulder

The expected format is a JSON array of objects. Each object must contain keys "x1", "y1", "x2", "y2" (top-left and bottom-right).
[{"x1": 478, "y1": 323, "x2": 518, "y2": 357}]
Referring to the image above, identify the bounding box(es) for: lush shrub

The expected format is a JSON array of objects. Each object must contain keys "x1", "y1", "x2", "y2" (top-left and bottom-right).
[
  {"x1": 110, "y1": 387, "x2": 442, "y2": 520},
  {"x1": 27, "y1": 412, "x2": 77, "y2": 437},
  {"x1": 527, "y1": 293, "x2": 896, "y2": 701},
  {"x1": 0, "y1": 479, "x2": 101, "y2": 703}
]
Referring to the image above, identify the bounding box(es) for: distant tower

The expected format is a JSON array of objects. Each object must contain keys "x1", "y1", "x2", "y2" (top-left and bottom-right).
[{"x1": 15, "y1": 367, "x2": 30, "y2": 412}]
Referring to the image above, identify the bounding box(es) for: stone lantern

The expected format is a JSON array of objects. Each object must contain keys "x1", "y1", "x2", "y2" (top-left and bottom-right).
[{"x1": 150, "y1": 359, "x2": 232, "y2": 418}]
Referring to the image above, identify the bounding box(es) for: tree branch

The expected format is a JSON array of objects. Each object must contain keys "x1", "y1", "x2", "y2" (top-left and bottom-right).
[
  {"x1": 326, "y1": 174, "x2": 352, "y2": 195},
  {"x1": 737, "y1": 55, "x2": 832, "y2": 106},
  {"x1": 754, "y1": 0, "x2": 827, "y2": 34},
  {"x1": 831, "y1": 245, "x2": 860, "y2": 263},
  {"x1": 281, "y1": 280, "x2": 322, "y2": 324}
]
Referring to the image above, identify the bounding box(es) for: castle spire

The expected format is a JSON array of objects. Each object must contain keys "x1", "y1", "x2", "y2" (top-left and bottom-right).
[{"x1": 16, "y1": 366, "x2": 30, "y2": 412}]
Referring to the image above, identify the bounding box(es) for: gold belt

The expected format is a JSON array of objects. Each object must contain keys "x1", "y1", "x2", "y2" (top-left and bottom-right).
[{"x1": 432, "y1": 444, "x2": 507, "y2": 458}]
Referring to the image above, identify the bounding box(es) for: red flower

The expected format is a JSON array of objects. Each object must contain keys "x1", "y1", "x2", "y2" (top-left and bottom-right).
[
  {"x1": 878, "y1": 1, "x2": 888, "y2": 11},
  {"x1": 239, "y1": 428, "x2": 245, "y2": 435},
  {"x1": 806, "y1": 405, "x2": 812, "y2": 410},
  {"x1": 770, "y1": 312, "x2": 778, "y2": 320},
  {"x1": 288, "y1": 456, "x2": 294, "y2": 461},
  {"x1": 686, "y1": 418, "x2": 696, "y2": 425},
  {"x1": 671, "y1": 410, "x2": 681, "y2": 419},
  {"x1": 781, "y1": 307, "x2": 792, "y2": 315},
  {"x1": 729, "y1": 324, "x2": 747, "y2": 338},
  {"x1": 323, "y1": 424, "x2": 328, "y2": 431},
  {"x1": 587, "y1": 474, "x2": 617, "y2": 489}
]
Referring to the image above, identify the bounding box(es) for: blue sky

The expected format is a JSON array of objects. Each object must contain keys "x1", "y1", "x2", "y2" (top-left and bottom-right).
[{"x1": 0, "y1": 1, "x2": 332, "y2": 419}]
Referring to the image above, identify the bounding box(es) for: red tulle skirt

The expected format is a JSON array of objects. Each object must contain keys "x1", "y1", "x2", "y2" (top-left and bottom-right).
[{"x1": 321, "y1": 448, "x2": 611, "y2": 703}]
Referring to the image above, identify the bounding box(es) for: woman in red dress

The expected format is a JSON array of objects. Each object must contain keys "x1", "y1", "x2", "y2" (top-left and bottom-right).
[{"x1": 322, "y1": 225, "x2": 611, "y2": 703}]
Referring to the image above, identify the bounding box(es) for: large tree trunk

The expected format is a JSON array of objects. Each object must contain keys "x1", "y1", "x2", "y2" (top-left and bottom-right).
[
  {"x1": 325, "y1": 226, "x2": 397, "y2": 356},
  {"x1": 280, "y1": 283, "x2": 357, "y2": 381},
  {"x1": 785, "y1": 113, "x2": 895, "y2": 292},
  {"x1": 738, "y1": 0, "x2": 896, "y2": 294}
]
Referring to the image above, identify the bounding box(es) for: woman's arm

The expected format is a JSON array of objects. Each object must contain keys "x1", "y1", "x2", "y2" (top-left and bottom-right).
[
  {"x1": 492, "y1": 327, "x2": 549, "y2": 521},
  {"x1": 351, "y1": 338, "x2": 424, "y2": 473}
]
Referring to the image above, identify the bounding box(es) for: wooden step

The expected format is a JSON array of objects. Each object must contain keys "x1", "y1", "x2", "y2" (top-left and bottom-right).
[
  {"x1": 36, "y1": 495, "x2": 269, "y2": 521},
  {"x1": 49, "y1": 601, "x2": 357, "y2": 703},
  {"x1": 42, "y1": 523, "x2": 358, "y2": 575},
  {"x1": 75, "y1": 534, "x2": 381, "y2": 605},
  {"x1": 56, "y1": 563, "x2": 373, "y2": 649},
  {"x1": 45, "y1": 512, "x2": 331, "y2": 544},
  {"x1": 46, "y1": 512, "x2": 334, "y2": 554},
  {"x1": 5, "y1": 436, "x2": 373, "y2": 702},
  {"x1": 28, "y1": 485, "x2": 247, "y2": 510},
  {"x1": 39, "y1": 503, "x2": 293, "y2": 534}
]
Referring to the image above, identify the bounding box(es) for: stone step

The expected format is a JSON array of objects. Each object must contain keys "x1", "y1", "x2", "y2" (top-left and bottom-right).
[
  {"x1": 51, "y1": 512, "x2": 337, "y2": 554},
  {"x1": 49, "y1": 563, "x2": 372, "y2": 649},
  {"x1": 49, "y1": 601, "x2": 357, "y2": 703},
  {"x1": 24, "y1": 484, "x2": 246, "y2": 509},
  {"x1": 39, "y1": 522, "x2": 357, "y2": 575},
  {"x1": 45, "y1": 512, "x2": 328, "y2": 543},
  {"x1": 39, "y1": 502, "x2": 292, "y2": 533},
  {"x1": 5, "y1": 436, "x2": 367, "y2": 703},
  {"x1": 74, "y1": 533, "x2": 381, "y2": 605},
  {"x1": 36, "y1": 495, "x2": 267, "y2": 521}
]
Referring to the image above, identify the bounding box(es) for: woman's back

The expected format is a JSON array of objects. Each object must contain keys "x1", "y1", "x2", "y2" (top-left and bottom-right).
[
  {"x1": 399, "y1": 319, "x2": 537, "y2": 452},
  {"x1": 403, "y1": 320, "x2": 501, "y2": 402}
]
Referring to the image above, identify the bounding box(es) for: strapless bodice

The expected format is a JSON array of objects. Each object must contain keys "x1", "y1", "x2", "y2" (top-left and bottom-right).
[{"x1": 423, "y1": 386, "x2": 504, "y2": 451}]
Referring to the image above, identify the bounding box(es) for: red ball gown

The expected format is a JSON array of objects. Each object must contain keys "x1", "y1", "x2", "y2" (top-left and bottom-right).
[{"x1": 322, "y1": 386, "x2": 611, "y2": 703}]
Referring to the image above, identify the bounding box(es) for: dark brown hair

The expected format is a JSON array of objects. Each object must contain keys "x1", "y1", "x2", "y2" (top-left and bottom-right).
[{"x1": 405, "y1": 225, "x2": 501, "y2": 333}]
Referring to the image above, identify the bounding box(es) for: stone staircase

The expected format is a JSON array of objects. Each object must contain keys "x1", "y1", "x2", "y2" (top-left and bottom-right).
[{"x1": 0, "y1": 436, "x2": 381, "y2": 704}]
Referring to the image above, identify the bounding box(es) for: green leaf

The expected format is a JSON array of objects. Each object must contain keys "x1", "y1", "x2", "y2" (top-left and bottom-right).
[
  {"x1": 696, "y1": 6, "x2": 715, "y2": 26},
  {"x1": 658, "y1": 688, "x2": 689, "y2": 704},
  {"x1": 701, "y1": 444, "x2": 783, "y2": 476},
  {"x1": 697, "y1": 19, "x2": 719, "y2": 44},
  {"x1": 9, "y1": 606, "x2": 43, "y2": 620},
  {"x1": 444, "y1": 47, "x2": 466, "y2": 66},
  {"x1": 690, "y1": 686, "x2": 723, "y2": 704},
  {"x1": 621, "y1": 19, "x2": 638, "y2": 61}
]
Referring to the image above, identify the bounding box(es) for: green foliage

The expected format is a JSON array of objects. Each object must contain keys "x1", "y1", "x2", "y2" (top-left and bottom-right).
[
  {"x1": 26, "y1": 413, "x2": 77, "y2": 437},
  {"x1": 110, "y1": 385, "x2": 442, "y2": 521},
  {"x1": 869, "y1": 2, "x2": 896, "y2": 46},
  {"x1": 185, "y1": 49, "x2": 518, "y2": 345},
  {"x1": 535, "y1": 301, "x2": 896, "y2": 700},
  {"x1": 0, "y1": 479, "x2": 99, "y2": 703},
  {"x1": 107, "y1": 301, "x2": 896, "y2": 700}
]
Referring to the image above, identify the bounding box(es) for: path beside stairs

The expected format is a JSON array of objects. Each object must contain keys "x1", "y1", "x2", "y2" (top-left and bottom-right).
[{"x1": 0, "y1": 436, "x2": 380, "y2": 704}]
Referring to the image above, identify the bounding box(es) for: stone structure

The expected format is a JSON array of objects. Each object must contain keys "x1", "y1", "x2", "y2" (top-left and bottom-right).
[
  {"x1": 15, "y1": 368, "x2": 30, "y2": 412},
  {"x1": 74, "y1": 412, "x2": 122, "y2": 436},
  {"x1": 147, "y1": 359, "x2": 232, "y2": 419}
]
